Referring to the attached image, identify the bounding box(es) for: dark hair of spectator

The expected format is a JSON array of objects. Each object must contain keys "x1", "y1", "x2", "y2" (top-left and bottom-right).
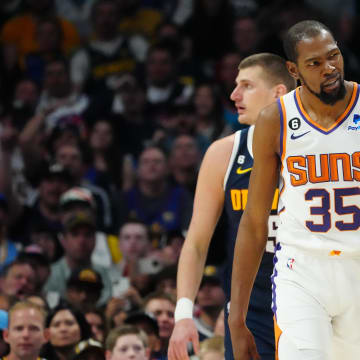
[
  {"x1": 0, "y1": 259, "x2": 34, "y2": 278},
  {"x1": 45, "y1": 303, "x2": 92, "y2": 341}
]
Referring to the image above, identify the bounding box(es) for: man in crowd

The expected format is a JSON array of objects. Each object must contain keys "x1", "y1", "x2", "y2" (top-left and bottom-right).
[{"x1": 2, "y1": 301, "x2": 49, "y2": 360}]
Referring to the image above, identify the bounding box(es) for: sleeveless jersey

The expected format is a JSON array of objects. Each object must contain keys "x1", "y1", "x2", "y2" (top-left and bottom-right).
[
  {"x1": 223, "y1": 126, "x2": 279, "y2": 304},
  {"x1": 85, "y1": 39, "x2": 136, "y2": 94},
  {"x1": 277, "y1": 83, "x2": 360, "y2": 255}
]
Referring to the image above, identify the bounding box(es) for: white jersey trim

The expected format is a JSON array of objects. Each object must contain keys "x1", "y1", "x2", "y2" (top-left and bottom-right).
[
  {"x1": 223, "y1": 130, "x2": 241, "y2": 190},
  {"x1": 247, "y1": 125, "x2": 254, "y2": 158}
]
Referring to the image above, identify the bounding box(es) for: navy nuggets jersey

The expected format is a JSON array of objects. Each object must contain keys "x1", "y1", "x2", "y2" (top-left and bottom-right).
[
  {"x1": 223, "y1": 126, "x2": 278, "y2": 302},
  {"x1": 223, "y1": 126, "x2": 279, "y2": 359},
  {"x1": 277, "y1": 83, "x2": 360, "y2": 255}
]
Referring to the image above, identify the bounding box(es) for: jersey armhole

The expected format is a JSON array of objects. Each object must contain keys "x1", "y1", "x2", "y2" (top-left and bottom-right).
[{"x1": 223, "y1": 130, "x2": 241, "y2": 190}]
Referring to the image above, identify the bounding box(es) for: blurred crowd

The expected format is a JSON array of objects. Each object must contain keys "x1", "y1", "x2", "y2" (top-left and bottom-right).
[{"x1": 0, "y1": 0, "x2": 359, "y2": 359}]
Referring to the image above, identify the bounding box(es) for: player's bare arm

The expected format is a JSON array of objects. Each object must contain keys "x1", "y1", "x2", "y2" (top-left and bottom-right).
[
  {"x1": 168, "y1": 135, "x2": 235, "y2": 360},
  {"x1": 228, "y1": 103, "x2": 280, "y2": 360}
]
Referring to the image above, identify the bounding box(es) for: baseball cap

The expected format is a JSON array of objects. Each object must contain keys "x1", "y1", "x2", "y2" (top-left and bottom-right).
[
  {"x1": 60, "y1": 187, "x2": 96, "y2": 209},
  {"x1": 67, "y1": 267, "x2": 103, "y2": 291},
  {"x1": 40, "y1": 162, "x2": 73, "y2": 184},
  {"x1": 125, "y1": 310, "x2": 159, "y2": 336},
  {"x1": 200, "y1": 265, "x2": 222, "y2": 288},
  {"x1": 63, "y1": 211, "x2": 96, "y2": 232}
]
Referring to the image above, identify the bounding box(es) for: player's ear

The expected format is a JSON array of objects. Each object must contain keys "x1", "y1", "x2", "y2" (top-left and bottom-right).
[
  {"x1": 2, "y1": 329, "x2": 9, "y2": 343},
  {"x1": 273, "y1": 84, "x2": 288, "y2": 98},
  {"x1": 286, "y1": 61, "x2": 299, "y2": 80}
]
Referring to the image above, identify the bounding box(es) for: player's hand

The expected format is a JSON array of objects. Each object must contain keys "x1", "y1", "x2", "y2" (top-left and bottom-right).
[
  {"x1": 229, "y1": 323, "x2": 260, "y2": 360},
  {"x1": 168, "y1": 318, "x2": 199, "y2": 360}
]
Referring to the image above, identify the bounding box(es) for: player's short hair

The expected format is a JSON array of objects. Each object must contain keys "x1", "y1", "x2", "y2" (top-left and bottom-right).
[
  {"x1": 8, "y1": 301, "x2": 47, "y2": 327},
  {"x1": 283, "y1": 20, "x2": 334, "y2": 63},
  {"x1": 105, "y1": 325, "x2": 148, "y2": 351},
  {"x1": 238, "y1": 53, "x2": 296, "y2": 91}
]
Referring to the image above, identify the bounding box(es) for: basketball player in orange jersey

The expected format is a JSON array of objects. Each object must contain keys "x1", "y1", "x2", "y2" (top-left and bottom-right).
[
  {"x1": 168, "y1": 53, "x2": 295, "y2": 360},
  {"x1": 229, "y1": 20, "x2": 360, "y2": 360}
]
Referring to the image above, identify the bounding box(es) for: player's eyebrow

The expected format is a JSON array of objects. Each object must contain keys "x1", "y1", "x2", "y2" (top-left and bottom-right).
[{"x1": 304, "y1": 47, "x2": 339, "y2": 63}]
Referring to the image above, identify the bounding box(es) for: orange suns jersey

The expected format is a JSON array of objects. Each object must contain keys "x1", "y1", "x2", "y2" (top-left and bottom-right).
[{"x1": 276, "y1": 83, "x2": 360, "y2": 255}]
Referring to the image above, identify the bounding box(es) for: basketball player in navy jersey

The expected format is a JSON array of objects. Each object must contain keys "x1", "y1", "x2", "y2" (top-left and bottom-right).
[
  {"x1": 168, "y1": 53, "x2": 296, "y2": 360},
  {"x1": 229, "y1": 21, "x2": 360, "y2": 360}
]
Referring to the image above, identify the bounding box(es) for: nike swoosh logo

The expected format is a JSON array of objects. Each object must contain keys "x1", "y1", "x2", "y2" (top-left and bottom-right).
[
  {"x1": 290, "y1": 131, "x2": 311, "y2": 140},
  {"x1": 237, "y1": 167, "x2": 252, "y2": 175}
]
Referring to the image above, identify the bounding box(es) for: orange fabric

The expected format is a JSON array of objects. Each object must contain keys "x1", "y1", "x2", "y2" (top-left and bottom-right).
[
  {"x1": 1, "y1": 14, "x2": 80, "y2": 62},
  {"x1": 274, "y1": 316, "x2": 282, "y2": 360}
]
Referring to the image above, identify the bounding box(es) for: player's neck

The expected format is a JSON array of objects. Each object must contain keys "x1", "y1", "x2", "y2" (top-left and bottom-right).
[{"x1": 299, "y1": 81, "x2": 353, "y2": 127}]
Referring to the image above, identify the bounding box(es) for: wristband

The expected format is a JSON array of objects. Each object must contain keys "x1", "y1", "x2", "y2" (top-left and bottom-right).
[{"x1": 174, "y1": 297, "x2": 194, "y2": 322}]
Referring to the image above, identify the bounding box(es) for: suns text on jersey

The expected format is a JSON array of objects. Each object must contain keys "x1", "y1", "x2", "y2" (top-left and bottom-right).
[{"x1": 286, "y1": 152, "x2": 360, "y2": 186}]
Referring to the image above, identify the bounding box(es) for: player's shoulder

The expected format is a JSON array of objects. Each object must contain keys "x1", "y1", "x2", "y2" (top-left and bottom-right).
[
  {"x1": 204, "y1": 133, "x2": 236, "y2": 160},
  {"x1": 198, "y1": 133, "x2": 238, "y2": 179},
  {"x1": 256, "y1": 101, "x2": 281, "y2": 133}
]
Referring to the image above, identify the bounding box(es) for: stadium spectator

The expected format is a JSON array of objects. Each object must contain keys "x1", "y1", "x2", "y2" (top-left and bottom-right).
[
  {"x1": 70, "y1": 0, "x2": 148, "y2": 96},
  {"x1": 2, "y1": 301, "x2": 49, "y2": 360},
  {"x1": 105, "y1": 324, "x2": 150, "y2": 360},
  {"x1": 0, "y1": 259, "x2": 37, "y2": 300},
  {"x1": 194, "y1": 267, "x2": 226, "y2": 341},
  {"x1": 55, "y1": 142, "x2": 113, "y2": 232},
  {"x1": 0, "y1": 0, "x2": 79, "y2": 66},
  {"x1": 144, "y1": 291, "x2": 175, "y2": 357},
  {"x1": 144, "y1": 42, "x2": 194, "y2": 123},
  {"x1": 41, "y1": 303, "x2": 92, "y2": 360},
  {"x1": 65, "y1": 267, "x2": 104, "y2": 312},
  {"x1": 117, "y1": 146, "x2": 193, "y2": 242},
  {"x1": 44, "y1": 210, "x2": 112, "y2": 308},
  {"x1": 169, "y1": 134, "x2": 201, "y2": 196},
  {"x1": 84, "y1": 308, "x2": 107, "y2": 344}
]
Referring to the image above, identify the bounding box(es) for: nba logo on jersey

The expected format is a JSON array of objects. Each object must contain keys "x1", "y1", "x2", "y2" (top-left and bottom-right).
[
  {"x1": 286, "y1": 258, "x2": 295, "y2": 270},
  {"x1": 348, "y1": 114, "x2": 360, "y2": 131}
]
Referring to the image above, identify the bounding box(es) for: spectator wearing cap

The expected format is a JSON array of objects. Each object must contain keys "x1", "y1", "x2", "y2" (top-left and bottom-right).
[
  {"x1": 6, "y1": 162, "x2": 72, "y2": 245},
  {"x1": 2, "y1": 301, "x2": 49, "y2": 360},
  {"x1": 194, "y1": 266, "x2": 225, "y2": 341},
  {"x1": 44, "y1": 211, "x2": 112, "y2": 308},
  {"x1": 55, "y1": 142, "x2": 113, "y2": 232},
  {"x1": 65, "y1": 267, "x2": 103, "y2": 311},
  {"x1": 0, "y1": 194, "x2": 18, "y2": 272},
  {"x1": 59, "y1": 186, "x2": 118, "y2": 268}
]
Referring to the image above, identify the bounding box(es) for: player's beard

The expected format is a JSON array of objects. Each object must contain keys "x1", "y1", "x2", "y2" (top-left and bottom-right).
[{"x1": 299, "y1": 72, "x2": 346, "y2": 105}]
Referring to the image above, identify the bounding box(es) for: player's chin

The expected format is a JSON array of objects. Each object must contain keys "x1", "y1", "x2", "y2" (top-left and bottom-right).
[{"x1": 238, "y1": 114, "x2": 250, "y2": 125}]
